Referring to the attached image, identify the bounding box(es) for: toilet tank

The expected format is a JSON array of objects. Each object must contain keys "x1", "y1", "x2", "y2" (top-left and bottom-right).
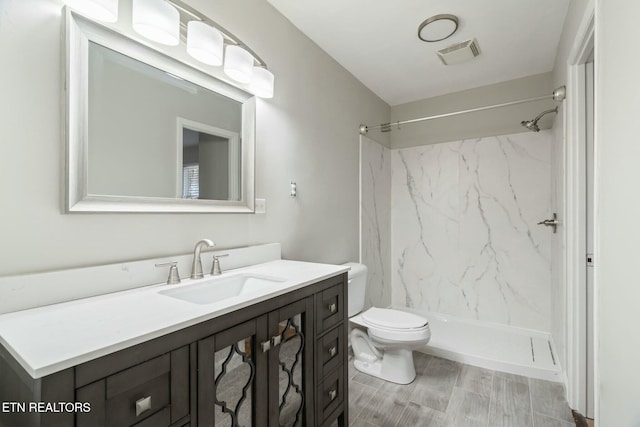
[{"x1": 343, "y1": 262, "x2": 367, "y2": 317}]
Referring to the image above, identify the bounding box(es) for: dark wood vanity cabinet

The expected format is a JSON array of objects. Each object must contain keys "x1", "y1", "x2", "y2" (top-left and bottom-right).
[
  {"x1": 197, "y1": 297, "x2": 316, "y2": 427},
  {"x1": 0, "y1": 272, "x2": 348, "y2": 427}
]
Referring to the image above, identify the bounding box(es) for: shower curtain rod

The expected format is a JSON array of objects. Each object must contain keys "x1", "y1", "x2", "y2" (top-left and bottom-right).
[{"x1": 359, "y1": 85, "x2": 566, "y2": 135}]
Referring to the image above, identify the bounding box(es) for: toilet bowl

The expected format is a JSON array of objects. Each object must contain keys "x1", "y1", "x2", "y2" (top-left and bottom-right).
[{"x1": 344, "y1": 263, "x2": 431, "y2": 384}]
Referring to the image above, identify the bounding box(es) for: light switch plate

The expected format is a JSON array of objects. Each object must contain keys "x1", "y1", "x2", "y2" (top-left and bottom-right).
[{"x1": 255, "y1": 198, "x2": 266, "y2": 214}]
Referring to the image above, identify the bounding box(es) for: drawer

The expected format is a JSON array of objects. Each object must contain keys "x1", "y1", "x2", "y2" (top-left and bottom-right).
[
  {"x1": 316, "y1": 325, "x2": 344, "y2": 379},
  {"x1": 316, "y1": 284, "x2": 344, "y2": 334},
  {"x1": 132, "y1": 407, "x2": 170, "y2": 427},
  {"x1": 105, "y1": 353, "x2": 171, "y2": 427},
  {"x1": 77, "y1": 353, "x2": 177, "y2": 427},
  {"x1": 316, "y1": 366, "x2": 344, "y2": 424},
  {"x1": 76, "y1": 347, "x2": 190, "y2": 427}
]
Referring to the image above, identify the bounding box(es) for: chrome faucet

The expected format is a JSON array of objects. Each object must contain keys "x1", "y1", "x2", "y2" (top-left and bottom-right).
[{"x1": 191, "y1": 239, "x2": 215, "y2": 279}]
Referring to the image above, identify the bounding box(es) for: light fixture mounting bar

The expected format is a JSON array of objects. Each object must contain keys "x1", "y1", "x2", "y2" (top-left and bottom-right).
[{"x1": 167, "y1": 0, "x2": 267, "y2": 68}]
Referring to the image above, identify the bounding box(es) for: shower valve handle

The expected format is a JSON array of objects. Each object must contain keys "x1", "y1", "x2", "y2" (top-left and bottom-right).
[{"x1": 537, "y1": 213, "x2": 559, "y2": 233}]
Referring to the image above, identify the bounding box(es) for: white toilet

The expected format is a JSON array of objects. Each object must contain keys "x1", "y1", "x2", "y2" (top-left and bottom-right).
[{"x1": 345, "y1": 262, "x2": 431, "y2": 384}]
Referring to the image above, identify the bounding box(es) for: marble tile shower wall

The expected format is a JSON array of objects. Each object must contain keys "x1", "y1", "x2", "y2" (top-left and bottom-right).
[
  {"x1": 360, "y1": 136, "x2": 392, "y2": 309},
  {"x1": 390, "y1": 131, "x2": 553, "y2": 331}
]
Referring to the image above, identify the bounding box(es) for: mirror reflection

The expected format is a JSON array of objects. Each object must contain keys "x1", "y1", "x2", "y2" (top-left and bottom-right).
[
  {"x1": 180, "y1": 122, "x2": 241, "y2": 201},
  {"x1": 87, "y1": 42, "x2": 243, "y2": 201}
]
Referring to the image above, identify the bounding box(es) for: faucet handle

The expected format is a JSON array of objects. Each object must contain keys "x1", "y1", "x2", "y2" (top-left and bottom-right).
[
  {"x1": 211, "y1": 254, "x2": 229, "y2": 276},
  {"x1": 155, "y1": 262, "x2": 181, "y2": 285}
]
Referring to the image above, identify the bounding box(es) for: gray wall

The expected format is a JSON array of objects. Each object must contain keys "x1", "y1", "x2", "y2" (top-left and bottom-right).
[
  {"x1": 390, "y1": 73, "x2": 556, "y2": 148},
  {"x1": 199, "y1": 136, "x2": 230, "y2": 200},
  {"x1": 0, "y1": 0, "x2": 389, "y2": 277}
]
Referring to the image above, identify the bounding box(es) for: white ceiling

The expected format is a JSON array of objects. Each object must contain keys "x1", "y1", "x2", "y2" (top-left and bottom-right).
[{"x1": 266, "y1": 0, "x2": 571, "y2": 106}]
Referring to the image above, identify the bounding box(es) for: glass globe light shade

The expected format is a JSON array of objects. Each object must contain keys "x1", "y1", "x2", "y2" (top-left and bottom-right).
[
  {"x1": 223, "y1": 45, "x2": 254, "y2": 83},
  {"x1": 132, "y1": 0, "x2": 180, "y2": 46}
]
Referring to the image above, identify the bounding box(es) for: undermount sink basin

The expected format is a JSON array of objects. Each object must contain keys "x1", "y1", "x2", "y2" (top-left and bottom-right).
[{"x1": 158, "y1": 273, "x2": 286, "y2": 305}]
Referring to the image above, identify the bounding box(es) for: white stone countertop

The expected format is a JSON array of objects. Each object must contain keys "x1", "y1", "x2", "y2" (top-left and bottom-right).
[{"x1": 0, "y1": 260, "x2": 348, "y2": 379}]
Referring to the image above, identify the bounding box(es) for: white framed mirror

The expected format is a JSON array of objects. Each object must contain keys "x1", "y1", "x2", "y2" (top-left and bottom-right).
[{"x1": 64, "y1": 9, "x2": 255, "y2": 213}]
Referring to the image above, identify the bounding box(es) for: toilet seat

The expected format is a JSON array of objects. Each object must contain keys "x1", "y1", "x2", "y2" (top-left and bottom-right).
[
  {"x1": 361, "y1": 308, "x2": 431, "y2": 342},
  {"x1": 362, "y1": 307, "x2": 428, "y2": 329}
]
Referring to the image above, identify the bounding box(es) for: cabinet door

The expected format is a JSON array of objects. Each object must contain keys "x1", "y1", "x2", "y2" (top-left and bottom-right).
[
  {"x1": 197, "y1": 316, "x2": 268, "y2": 427},
  {"x1": 268, "y1": 297, "x2": 314, "y2": 427}
]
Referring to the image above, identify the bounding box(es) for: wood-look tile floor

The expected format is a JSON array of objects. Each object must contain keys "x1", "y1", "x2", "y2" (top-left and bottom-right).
[{"x1": 346, "y1": 352, "x2": 575, "y2": 427}]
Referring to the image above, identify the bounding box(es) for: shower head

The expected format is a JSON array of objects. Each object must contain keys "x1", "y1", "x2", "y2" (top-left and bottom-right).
[
  {"x1": 521, "y1": 107, "x2": 559, "y2": 132},
  {"x1": 521, "y1": 119, "x2": 540, "y2": 132}
]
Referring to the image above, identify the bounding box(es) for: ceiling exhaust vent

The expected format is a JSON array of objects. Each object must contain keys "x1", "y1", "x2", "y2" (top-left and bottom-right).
[{"x1": 437, "y1": 38, "x2": 480, "y2": 65}]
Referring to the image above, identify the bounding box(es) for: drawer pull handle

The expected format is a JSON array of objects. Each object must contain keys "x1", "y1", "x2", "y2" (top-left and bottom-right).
[
  {"x1": 328, "y1": 303, "x2": 337, "y2": 313},
  {"x1": 328, "y1": 389, "x2": 337, "y2": 401},
  {"x1": 271, "y1": 335, "x2": 282, "y2": 347},
  {"x1": 328, "y1": 346, "x2": 337, "y2": 357},
  {"x1": 135, "y1": 396, "x2": 152, "y2": 416}
]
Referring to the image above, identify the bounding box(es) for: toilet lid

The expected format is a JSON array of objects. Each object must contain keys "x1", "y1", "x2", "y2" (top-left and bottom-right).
[{"x1": 362, "y1": 307, "x2": 428, "y2": 330}]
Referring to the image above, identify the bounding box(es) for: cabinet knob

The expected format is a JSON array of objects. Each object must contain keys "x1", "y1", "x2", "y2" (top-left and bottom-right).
[
  {"x1": 328, "y1": 346, "x2": 337, "y2": 358},
  {"x1": 135, "y1": 396, "x2": 152, "y2": 416},
  {"x1": 328, "y1": 303, "x2": 337, "y2": 313},
  {"x1": 328, "y1": 389, "x2": 337, "y2": 401},
  {"x1": 261, "y1": 340, "x2": 271, "y2": 353}
]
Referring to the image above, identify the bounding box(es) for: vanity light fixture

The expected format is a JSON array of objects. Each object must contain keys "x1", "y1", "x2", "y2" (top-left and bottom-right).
[
  {"x1": 69, "y1": 0, "x2": 276, "y2": 98},
  {"x1": 224, "y1": 45, "x2": 254, "y2": 83},
  {"x1": 64, "y1": 0, "x2": 118, "y2": 22},
  {"x1": 186, "y1": 21, "x2": 224, "y2": 66},
  {"x1": 132, "y1": 0, "x2": 180, "y2": 46},
  {"x1": 167, "y1": 0, "x2": 275, "y2": 96},
  {"x1": 250, "y1": 67, "x2": 275, "y2": 99}
]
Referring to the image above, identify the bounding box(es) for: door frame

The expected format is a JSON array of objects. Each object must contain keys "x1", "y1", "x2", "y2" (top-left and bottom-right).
[{"x1": 564, "y1": 0, "x2": 595, "y2": 414}]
